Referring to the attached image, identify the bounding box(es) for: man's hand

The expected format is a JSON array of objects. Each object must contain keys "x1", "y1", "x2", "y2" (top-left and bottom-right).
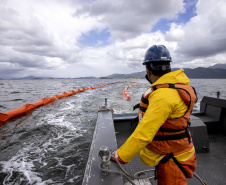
[
  {"x1": 133, "y1": 103, "x2": 140, "y2": 111},
  {"x1": 111, "y1": 151, "x2": 127, "y2": 164}
]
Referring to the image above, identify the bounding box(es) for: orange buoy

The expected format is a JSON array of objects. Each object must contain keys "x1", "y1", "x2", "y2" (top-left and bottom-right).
[
  {"x1": 0, "y1": 81, "x2": 138, "y2": 126},
  {"x1": 122, "y1": 82, "x2": 137, "y2": 101}
]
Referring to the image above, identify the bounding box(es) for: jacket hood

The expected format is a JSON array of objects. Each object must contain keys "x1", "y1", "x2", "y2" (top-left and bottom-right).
[{"x1": 152, "y1": 69, "x2": 189, "y2": 86}]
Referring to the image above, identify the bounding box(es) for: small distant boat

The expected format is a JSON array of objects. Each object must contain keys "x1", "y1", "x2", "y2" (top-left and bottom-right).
[{"x1": 82, "y1": 96, "x2": 226, "y2": 185}]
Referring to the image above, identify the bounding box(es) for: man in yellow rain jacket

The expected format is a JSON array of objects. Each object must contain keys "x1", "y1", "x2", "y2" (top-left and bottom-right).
[{"x1": 113, "y1": 45, "x2": 197, "y2": 185}]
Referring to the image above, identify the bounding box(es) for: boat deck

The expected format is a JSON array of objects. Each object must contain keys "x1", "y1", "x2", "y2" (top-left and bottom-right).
[
  {"x1": 82, "y1": 97, "x2": 226, "y2": 185},
  {"x1": 114, "y1": 118, "x2": 226, "y2": 185}
]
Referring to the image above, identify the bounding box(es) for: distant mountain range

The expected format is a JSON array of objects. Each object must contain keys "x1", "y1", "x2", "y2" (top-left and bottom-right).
[
  {"x1": 178, "y1": 67, "x2": 226, "y2": 79},
  {"x1": 102, "y1": 64, "x2": 226, "y2": 79},
  {"x1": 1, "y1": 64, "x2": 226, "y2": 80},
  {"x1": 209, "y1": 63, "x2": 226, "y2": 69}
]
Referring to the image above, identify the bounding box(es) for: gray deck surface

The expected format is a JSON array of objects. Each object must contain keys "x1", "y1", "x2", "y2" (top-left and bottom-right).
[{"x1": 115, "y1": 121, "x2": 226, "y2": 185}]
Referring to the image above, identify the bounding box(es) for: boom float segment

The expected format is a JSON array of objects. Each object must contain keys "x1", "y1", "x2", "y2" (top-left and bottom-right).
[
  {"x1": 0, "y1": 81, "x2": 137, "y2": 126},
  {"x1": 122, "y1": 82, "x2": 137, "y2": 100}
]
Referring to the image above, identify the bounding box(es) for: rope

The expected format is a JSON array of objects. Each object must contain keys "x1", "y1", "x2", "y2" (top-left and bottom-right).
[
  {"x1": 99, "y1": 154, "x2": 155, "y2": 185},
  {"x1": 111, "y1": 156, "x2": 155, "y2": 180},
  {"x1": 99, "y1": 153, "x2": 208, "y2": 185},
  {"x1": 193, "y1": 172, "x2": 208, "y2": 185}
]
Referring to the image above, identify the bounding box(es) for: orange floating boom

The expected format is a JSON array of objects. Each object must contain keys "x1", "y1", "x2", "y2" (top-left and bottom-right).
[
  {"x1": 122, "y1": 82, "x2": 137, "y2": 101},
  {"x1": 0, "y1": 81, "x2": 137, "y2": 126}
]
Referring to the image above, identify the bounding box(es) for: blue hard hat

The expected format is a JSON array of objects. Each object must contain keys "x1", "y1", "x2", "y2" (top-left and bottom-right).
[{"x1": 143, "y1": 45, "x2": 172, "y2": 65}]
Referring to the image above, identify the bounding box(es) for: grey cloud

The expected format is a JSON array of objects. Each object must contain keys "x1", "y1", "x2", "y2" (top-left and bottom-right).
[
  {"x1": 0, "y1": 8, "x2": 55, "y2": 56},
  {"x1": 76, "y1": 0, "x2": 184, "y2": 40},
  {"x1": 176, "y1": 0, "x2": 226, "y2": 58},
  {"x1": 0, "y1": 67, "x2": 24, "y2": 79},
  {"x1": 0, "y1": 47, "x2": 47, "y2": 68},
  {"x1": 0, "y1": 53, "x2": 63, "y2": 79},
  {"x1": 1, "y1": 6, "x2": 68, "y2": 50},
  {"x1": 179, "y1": 39, "x2": 226, "y2": 58},
  {"x1": 13, "y1": 45, "x2": 66, "y2": 59},
  {"x1": 0, "y1": 5, "x2": 72, "y2": 78},
  {"x1": 128, "y1": 62, "x2": 142, "y2": 69}
]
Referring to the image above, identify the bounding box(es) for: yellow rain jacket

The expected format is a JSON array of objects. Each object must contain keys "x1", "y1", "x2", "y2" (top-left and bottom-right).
[{"x1": 117, "y1": 69, "x2": 195, "y2": 166}]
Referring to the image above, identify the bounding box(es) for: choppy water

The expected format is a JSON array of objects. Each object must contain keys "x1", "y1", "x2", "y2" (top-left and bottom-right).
[{"x1": 0, "y1": 78, "x2": 226, "y2": 185}]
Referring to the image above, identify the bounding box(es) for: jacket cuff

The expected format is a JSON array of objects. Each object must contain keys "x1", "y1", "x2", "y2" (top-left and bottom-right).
[{"x1": 113, "y1": 151, "x2": 127, "y2": 164}]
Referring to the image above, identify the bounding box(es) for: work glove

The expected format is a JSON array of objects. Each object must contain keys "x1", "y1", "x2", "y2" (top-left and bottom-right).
[
  {"x1": 111, "y1": 150, "x2": 127, "y2": 164},
  {"x1": 133, "y1": 103, "x2": 140, "y2": 111}
]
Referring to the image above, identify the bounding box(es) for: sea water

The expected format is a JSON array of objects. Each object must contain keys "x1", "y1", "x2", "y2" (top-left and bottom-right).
[{"x1": 0, "y1": 78, "x2": 226, "y2": 185}]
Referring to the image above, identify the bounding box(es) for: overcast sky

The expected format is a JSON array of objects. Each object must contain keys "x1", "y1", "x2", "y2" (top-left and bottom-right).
[{"x1": 1, "y1": 0, "x2": 226, "y2": 79}]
